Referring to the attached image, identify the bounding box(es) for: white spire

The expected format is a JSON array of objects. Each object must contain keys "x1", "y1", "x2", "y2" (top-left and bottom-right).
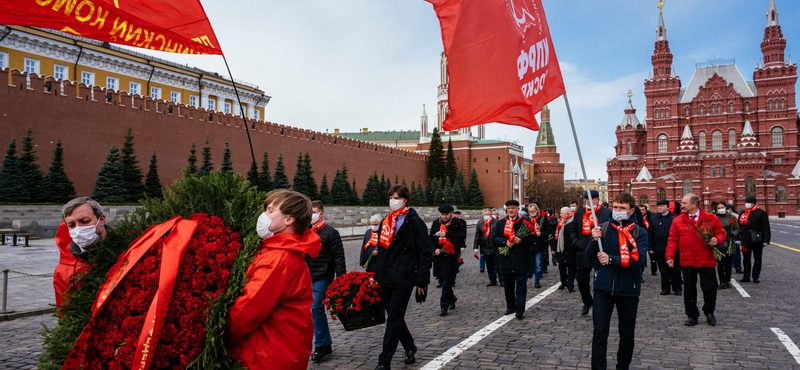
[
  {"x1": 789, "y1": 55, "x2": 794, "y2": 65},
  {"x1": 420, "y1": 104, "x2": 428, "y2": 138},
  {"x1": 656, "y1": 10, "x2": 667, "y2": 42},
  {"x1": 767, "y1": 0, "x2": 780, "y2": 27},
  {"x1": 636, "y1": 165, "x2": 653, "y2": 182},
  {"x1": 681, "y1": 125, "x2": 693, "y2": 139},
  {"x1": 743, "y1": 120, "x2": 754, "y2": 136},
  {"x1": 792, "y1": 160, "x2": 800, "y2": 178}
]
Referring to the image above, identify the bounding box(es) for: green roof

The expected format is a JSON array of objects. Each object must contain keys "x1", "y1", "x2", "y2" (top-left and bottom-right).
[
  {"x1": 474, "y1": 139, "x2": 507, "y2": 145},
  {"x1": 337, "y1": 130, "x2": 422, "y2": 141},
  {"x1": 535, "y1": 119, "x2": 556, "y2": 147}
]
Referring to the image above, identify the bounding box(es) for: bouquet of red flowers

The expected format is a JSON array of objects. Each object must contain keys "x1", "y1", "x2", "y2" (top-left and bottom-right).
[
  {"x1": 324, "y1": 272, "x2": 384, "y2": 331},
  {"x1": 692, "y1": 219, "x2": 727, "y2": 259}
]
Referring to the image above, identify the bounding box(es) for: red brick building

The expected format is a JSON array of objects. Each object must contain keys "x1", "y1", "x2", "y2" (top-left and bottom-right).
[
  {"x1": 607, "y1": 1, "x2": 800, "y2": 218},
  {"x1": 532, "y1": 105, "x2": 565, "y2": 185}
]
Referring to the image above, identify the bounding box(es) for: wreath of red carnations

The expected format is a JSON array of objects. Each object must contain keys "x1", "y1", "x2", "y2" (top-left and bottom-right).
[
  {"x1": 80, "y1": 214, "x2": 242, "y2": 369},
  {"x1": 323, "y1": 271, "x2": 381, "y2": 320}
]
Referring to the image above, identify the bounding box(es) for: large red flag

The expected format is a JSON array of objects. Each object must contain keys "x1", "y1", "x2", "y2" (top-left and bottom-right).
[
  {"x1": 0, "y1": 0, "x2": 222, "y2": 55},
  {"x1": 427, "y1": 0, "x2": 565, "y2": 131}
]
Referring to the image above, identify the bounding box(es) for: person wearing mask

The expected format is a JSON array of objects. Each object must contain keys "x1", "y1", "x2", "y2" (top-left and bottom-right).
[
  {"x1": 492, "y1": 200, "x2": 535, "y2": 319},
  {"x1": 727, "y1": 204, "x2": 743, "y2": 274},
  {"x1": 54, "y1": 197, "x2": 112, "y2": 309},
  {"x1": 567, "y1": 190, "x2": 613, "y2": 316},
  {"x1": 474, "y1": 208, "x2": 502, "y2": 287},
  {"x1": 713, "y1": 202, "x2": 739, "y2": 290},
  {"x1": 649, "y1": 200, "x2": 681, "y2": 296},
  {"x1": 306, "y1": 201, "x2": 347, "y2": 363},
  {"x1": 372, "y1": 185, "x2": 433, "y2": 369},
  {"x1": 531, "y1": 202, "x2": 550, "y2": 274},
  {"x1": 666, "y1": 194, "x2": 726, "y2": 327},
  {"x1": 226, "y1": 190, "x2": 321, "y2": 369},
  {"x1": 527, "y1": 203, "x2": 548, "y2": 288},
  {"x1": 639, "y1": 205, "x2": 657, "y2": 277},
  {"x1": 361, "y1": 214, "x2": 383, "y2": 272},
  {"x1": 491, "y1": 209, "x2": 500, "y2": 221},
  {"x1": 430, "y1": 204, "x2": 465, "y2": 316},
  {"x1": 552, "y1": 206, "x2": 577, "y2": 292},
  {"x1": 738, "y1": 196, "x2": 770, "y2": 283},
  {"x1": 587, "y1": 193, "x2": 648, "y2": 370},
  {"x1": 546, "y1": 208, "x2": 559, "y2": 267},
  {"x1": 569, "y1": 201, "x2": 579, "y2": 214}
]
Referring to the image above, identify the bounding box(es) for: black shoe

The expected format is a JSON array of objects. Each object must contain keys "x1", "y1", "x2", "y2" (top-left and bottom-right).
[
  {"x1": 311, "y1": 345, "x2": 332, "y2": 363},
  {"x1": 568, "y1": 287, "x2": 575, "y2": 293},
  {"x1": 544, "y1": 270, "x2": 549, "y2": 274},
  {"x1": 558, "y1": 284, "x2": 566, "y2": 290},
  {"x1": 515, "y1": 311, "x2": 524, "y2": 319},
  {"x1": 581, "y1": 304, "x2": 591, "y2": 316},
  {"x1": 499, "y1": 282, "x2": 504, "y2": 287},
  {"x1": 374, "y1": 366, "x2": 388, "y2": 370},
  {"x1": 706, "y1": 313, "x2": 717, "y2": 326},
  {"x1": 480, "y1": 269, "x2": 485, "y2": 273},
  {"x1": 487, "y1": 282, "x2": 498, "y2": 287},
  {"x1": 436, "y1": 282, "x2": 443, "y2": 288},
  {"x1": 753, "y1": 278, "x2": 760, "y2": 284},
  {"x1": 439, "y1": 308, "x2": 448, "y2": 316},
  {"x1": 674, "y1": 290, "x2": 682, "y2": 296},
  {"x1": 718, "y1": 283, "x2": 729, "y2": 290},
  {"x1": 740, "y1": 277, "x2": 750, "y2": 283},
  {"x1": 660, "y1": 290, "x2": 670, "y2": 295},
  {"x1": 534, "y1": 282, "x2": 541, "y2": 288},
  {"x1": 736, "y1": 269, "x2": 743, "y2": 274},
  {"x1": 403, "y1": 350, "x2": 416, "y2": 365},
  {"x1": 505, "y1": 308, "x2": 515, "y2": 315},
  {"x1": 449, "y1": 297, "x2": 457, "y2": 310},
  {"x1": 685, "y1": 317, "x2": 698, "y2": 326}
]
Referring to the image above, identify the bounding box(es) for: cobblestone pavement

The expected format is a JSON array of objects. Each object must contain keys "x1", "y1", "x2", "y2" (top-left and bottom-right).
[
  {"x1": 2, "y1": 222, "x2": 800, "y2": 369},
  {"x1": 0, "y1": 238, "x2": 59, "y2": 313}
]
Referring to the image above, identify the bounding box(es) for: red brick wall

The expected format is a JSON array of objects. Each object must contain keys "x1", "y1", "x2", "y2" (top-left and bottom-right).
[{"x1": 0, "y1": 69, "x2": 428, "y2": 198}]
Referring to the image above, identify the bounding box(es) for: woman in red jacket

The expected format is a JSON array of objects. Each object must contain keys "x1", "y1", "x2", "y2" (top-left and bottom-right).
[
  {"x1": 225, "y1": 190, "x2": 321, "y2": 369},
  {"x1": 666, "y1": 194, "x2": 726, "y2": 327}
]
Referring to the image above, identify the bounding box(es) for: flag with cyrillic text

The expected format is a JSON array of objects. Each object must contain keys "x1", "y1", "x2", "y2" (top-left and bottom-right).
[
  {"x1": 427, "y1": 0, "x2": 565, "y2": 131},
  {"x1": 0, "y1": 0, "x2": 222, "y2": 55}
]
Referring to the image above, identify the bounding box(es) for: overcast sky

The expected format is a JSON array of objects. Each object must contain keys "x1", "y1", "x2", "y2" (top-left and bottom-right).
[{"x1": 125, "y1": 0, "x2": 798, "y2": 180}]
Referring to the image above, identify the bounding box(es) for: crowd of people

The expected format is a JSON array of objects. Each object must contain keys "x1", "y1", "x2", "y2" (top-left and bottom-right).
[{"x1": 51, "y1": 186, "x2": 773, "y2": 370}]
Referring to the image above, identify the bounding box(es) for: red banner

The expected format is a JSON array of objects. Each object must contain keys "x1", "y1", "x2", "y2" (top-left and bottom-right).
[
  {"x1": 0, "y1": 0, "x2": 222, "y2": 55},
  {"x1": 427, "y1": 0, "x2": 565, "y2": 131}
]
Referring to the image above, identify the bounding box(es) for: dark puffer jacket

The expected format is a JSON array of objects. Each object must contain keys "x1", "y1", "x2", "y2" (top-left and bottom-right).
[
  {"x1": 305, "y1": 223, "x2": 347, "y2": 282},
  {"x1": 372, "y1": 208, "x2": 434, "y2": 289}
]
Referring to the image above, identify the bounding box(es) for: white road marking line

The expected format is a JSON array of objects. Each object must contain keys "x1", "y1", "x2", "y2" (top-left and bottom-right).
[
  {"x1": 771, "y1": 328, "x2": 800, "y2": 365},
  {"x1": 418, "y1": 282, "x2": 560, "y2": 370},
  {"x1": 779, "y1": 230, "x2": 789, "y2": 234},
  {"x1": 730, "y1": 278, "x2": 751, "y2": 298}
]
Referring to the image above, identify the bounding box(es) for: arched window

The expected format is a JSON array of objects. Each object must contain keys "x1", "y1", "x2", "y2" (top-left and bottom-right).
[
  {"x1": 666, "y1": 108, "x2": 670, "y2": 117},
  {"x1": 626, "y1": 141, "x2": 632, "y2": 155},
  {"x1": 640, "y1": 195, "x2": 649, "y2": 206},
  {"x1": 685, "y1": 107, "x2": 690, "y2": 117},
  {"x1": 729, "y1": 103, "x2": 734, "y2": 113},
  {"x1": 660, "y1": 162, "x2": 666, "y2": 170},
  {"x1": 700, "y1": 106, "x2": 704, "y2": 115},
  {"x1": 720, "y1": 165, "x2": 726, "y2": 178},
  {"x1": 699, "y1": 132, "x2": 706, "y2": 151},
  {"x1": 625, "y1": 183, "x2": 632, "y2": 194},
  {"x1": 658, "y1": 134, "x2": 668, "y2": 153},
  {"x1": 683, "y1": 178, "x2": 692, "y2": 195},
  {"x1": 657, "y1": 188, "x2": 666, "y2": 201},
  {"x1": 710, "y1": 165, "x2": 716, "y2": 178},
  {"x1": 769, "y1": 101, "x2": 773, "y2": 110},
  {"x1": 728, "y1": 129, "x2": 736, "y2": 149},
  {"x1": 745, "y1": 102, "x2": 750, "y2": 112},
  {"x1": 781, "y1": 99, "x2": 786, "y2": 109},
  {"x1": 712, "y1": 131, "x2": 723, "y2": 150},
  {"x1": 772, "y1": 127, "x2": 784, "y2": 147},
  {"x1": 656, "y1": 110, "x2": 660, "y2": 119},
  {"x1": 776, "y1": 186, "x2": 787, "y2": 202},
  {"x1": 745, "y1": 177, "x2": 756, "y2": 197}
]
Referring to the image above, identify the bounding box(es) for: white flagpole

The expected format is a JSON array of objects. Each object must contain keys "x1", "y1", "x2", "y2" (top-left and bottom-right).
[{"x1": 563, "y1": 92, "x2": 604, "y2": 253}]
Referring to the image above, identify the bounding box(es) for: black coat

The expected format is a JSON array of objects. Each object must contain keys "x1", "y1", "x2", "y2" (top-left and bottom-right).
[
  {"x1": 360, "y1": 229, "x2": 379, "y2": 272},
  {"x1": 372, "y1": 208, "x2": 434, "y2": 289},
  {"x1": 305, "y1": 224, "x2": 347, "y2": 282},
  {"x1": 739, "y1": 207, "x2": 771, "y2": 248},
  {"x1": 647, "y1": 212, "x2": 674, "y2": 255},
  {"x1": 567, "y1": 206, "x2": 613, "y2": 267},
  {"x1": 473, "y1": 219, "x2": 497, "y2": 254},
  {"x1": 431, "y1": 218, "x2": 466, "y2": 280},
  {"x1": 530, "y1": 214, "x2": 550, "y2": 254},
  {"x1": 550, "y1": 216, "x2": 577, "y2": 265},
  {"x1": 492, "y1": 216, "x2": 535, "y2": 274}
]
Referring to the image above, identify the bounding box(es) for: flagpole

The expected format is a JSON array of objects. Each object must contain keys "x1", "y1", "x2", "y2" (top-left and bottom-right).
[
  {"x1": 222, "y1": 55, "x2": 259, "y2": 188},
  {"x1": 563, "y1": 92, "x2": 603, "y2": 253}
]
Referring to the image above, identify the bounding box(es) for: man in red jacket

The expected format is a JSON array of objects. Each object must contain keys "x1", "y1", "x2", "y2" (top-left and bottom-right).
[{"x1": 666, "y1": 194, "x2": 726, "y2": 327}]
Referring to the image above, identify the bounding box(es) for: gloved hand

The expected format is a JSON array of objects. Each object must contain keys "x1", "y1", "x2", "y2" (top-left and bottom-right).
[{"x1": 415, "y1": 286, "x2": 427, "y2": 304}]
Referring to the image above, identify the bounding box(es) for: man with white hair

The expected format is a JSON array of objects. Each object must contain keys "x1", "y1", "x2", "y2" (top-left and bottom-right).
[{"x1": 361, "y1": 214, "x2": 383, "y2": 272}]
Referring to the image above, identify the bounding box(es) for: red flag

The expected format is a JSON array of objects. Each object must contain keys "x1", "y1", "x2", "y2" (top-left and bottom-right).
[
  {"x1": 428, "y1": 0, "x2": 565, "y2": 132},
  {"x1": 0, "y1": 0, "x2": 222, "y2": 55}
]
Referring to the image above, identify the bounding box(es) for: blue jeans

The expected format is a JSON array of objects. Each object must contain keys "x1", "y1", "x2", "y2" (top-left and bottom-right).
[
  {"x1": 732, "y1": 241, "x2": 742, "y2": 270},
  {"x1": 311, "y1": 279, "x2": 332, "y2": 347},
  {"x1": 533, "y1": 252, "x2": 544, "y2": 284},
  {"x1": 479, "y1": 252, "x2": 486, "y2": 270}
]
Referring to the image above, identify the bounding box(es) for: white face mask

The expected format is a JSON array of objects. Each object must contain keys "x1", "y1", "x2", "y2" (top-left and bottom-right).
[
  {"x1": 311, "y1": 213, "x2": 321, "y2": 225},
  {"x1": 69, "y1": 219, "x2": 101, "y2": 248},
  {"x1": 389, "y1": 198, "x2": 405, "y2": 212},
  {"x1": 371, "y1": 225, "x2": 380, "y2": 232},
  {"x1": 483, "y1": 215, "x2": 491, "y2": 221},
  {"x1": 612, "y1": 211, "x2": 629, "y2": 223},
  {"x1": 717, "y1": 209, "x2": 727, "y2": 215},
  {"x1": 256, "y1": 212, "x2": 287, "y2": 240},
  {"x1": 745, "y1": 203, "x2": 753, "y2": 210},
  {"x1": 569, "y1": 206, "x2": 577, "y2": 212}
]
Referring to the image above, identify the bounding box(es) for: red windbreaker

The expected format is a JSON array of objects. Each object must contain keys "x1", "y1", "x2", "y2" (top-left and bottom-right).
[
  {"x1": 666, "y1": 210, "x2": 726, "y2": 268},
  {"x1": 53, "y1": 222, "x2": 89, "y2": 308},
  {"x1": 226, "y1": 229, "x2": 321, "y2": 369}
]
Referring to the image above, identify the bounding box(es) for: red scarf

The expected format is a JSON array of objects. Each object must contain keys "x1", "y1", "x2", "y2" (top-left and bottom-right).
[
  {"x1": 739, "y1": 205, "x2": 759, "y2": 225},
  {"x1": 503, "y1": 215, "x2": 521, "y2": 242},
  {"x1": 529, "y1": 215, "x2": 541, "y2": 235},
  {"x1": 364, "y1": 229, "x2": 379, "y2": 250},
  {"x1": 610, "y1": 222, "x2": 639, "y2": 268},
  {"x1": 310, "y1": 217, "x2": 326, "y2": 233},
  {"x1": 379, "y1": 207, "x2": 409, "y2": 249},
  {"x1": 438, "y1": 219, "x2": 455, "y2": 254},
  {"x1": 555, "y1": 216, "x2": 568, "y2": 241},
  {"x1": 582, "y1": 204, "x2": 602, "y2": 235},
  {"x1": 482, "y1": 219, "x2": 491, "y2": 238},
  {"x1": 643, "y1": 216, "x2": 650, "y2": 230}
]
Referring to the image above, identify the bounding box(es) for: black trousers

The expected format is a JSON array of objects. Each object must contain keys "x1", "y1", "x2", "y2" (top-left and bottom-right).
[
  {"x1": 503, "y1": 273, "x2": 528, "y2": 313},
  {"x1": 682, "y1": 267, "x2": 717, "y2": 318},
  {"x1": 378, "y1": 286, "x2": 416, "y2": 367},
  {"x1": 440, "y1": 278, "x2": 455, "y2": 310},
  {"x1": 484, "y1": 253, "x2": 503, "y2": 284},
  {"x1": 654, "y1": 254, "x2": 683, "y2": 293},
  {"x1": 743, "y1": 247, "x2": 763, "y2": 279},
  {"x1": 559, "y1": 262, "x2": 577, "y2": 290},
  {"x1": 716, "y1": 255, "x2": 732, "y2": 284},
  {"x1": 577, "y1": 264, "x2": 594, "y2": 306},
  {"x1": 591, "y1": 290, "x2": 639, "y2": 370}
]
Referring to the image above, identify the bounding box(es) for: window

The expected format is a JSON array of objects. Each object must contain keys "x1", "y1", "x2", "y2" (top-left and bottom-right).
[
  {"x1": 625, "y1": 183, "x2": 632, "y2": 194},
  {"x1": 710, "y1": 165, "x2": 716, "y2": 178},
  {"x1": 106, "y1": 76, "x2": 118, "y2": 90},
  {"x1": 720, "y1": 165, "x2": 726, "y2": 178},
  {"x1": 712, "y1": 131, "x2": 723, "y2": 150},
  {"x1": 699, "y1": 106, "x2": 704, "y2": 115},
  {"x1": 81, "y1": 71, "x2": 94, "y2": 85},
  {"x1": 728, "y1": 129, "x2": 736, "y2": 149},
  {"x1": 224, "y1": 102, "x2": 231, "y2": 114},
  {"x1": 659, "y1": 162, "x2": 666, "y2": 170},
  {"x1": 207, "y1": 98, "x2": 216, "y2": 111},
  {"x1": 129, "y1": 82, "x2": 140, "y2": 95},
  {"x1": 745, "y1": 177, "x2": 756, "y2": 197},
  {"x1": 685, "y1": 107, "x2": 690, "y2": 117},
  {"x1": 772, "y1": 127, "x2": 784, "y2": 147},
  {"x1": 729, "y1": 103, "x2": 734, "y2": 113},
  {"x1": 658, "y1": 134, "x2": 668, "y2": 153},
  {"x1": 626, "y1": 142, "x2": 632, "y2": 155},
  {"x1": 745, "y1": 102, "x2": 750, "y2": 112},
  {"x1": 769, "y1": 101, "x2": 773, "y2": 110},
  {"x1": 656, "y1": 110, "x2": 660, "y2": 119},
  {"x1": 252, "y1": 109, "x2": 260, "y2": 120},
  {"x1": 241, "y1": 105, "x2": 248, "y2": 117},
  {"x1": 150, "y1": 86, "x2": 161, "y2": 99},
  {"x1": 775, "y1": 157, "x2": 783, "y2": 165},
  {"x1": 0, "y1": 51, "x2": 7, "y2": 69},
  {"x1": 683, "y1": 178, "x2": 692, "y2": 195},
  {"x1": 170, "y1": 91, "x2": 180, "y2": 103},
  {"x1": 698, "y1": 132, "x2": 706, "y2": 151},
  {"x1": 797, "y1": 194, "x2": 800, "y2": 211},
  {"x1": 639, "y1": 196, "x2": 649, "y2": 206},
  {"x1": 781, "y1": 100, "x2": 785, "y2": 109},
  {"x1": 54, "y1": 64, "x2": 68, "y2": 80},
  {"x1": 657, "y1": 188, "x2": 666, "y2": 201},
  {"x1": 777, "y1": 186, "x2": 786, "y2": 202},
  {"x1": 24, "y1": 57, "x2": 40, "y2": 74},
  {"x1": 189, "y1": 95, "x2": 198, "y2": 107}
]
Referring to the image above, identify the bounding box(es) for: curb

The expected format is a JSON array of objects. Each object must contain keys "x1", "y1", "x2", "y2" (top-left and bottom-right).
[{"x1": 0, "y1": 307, "x2": 56, "y2": 322}]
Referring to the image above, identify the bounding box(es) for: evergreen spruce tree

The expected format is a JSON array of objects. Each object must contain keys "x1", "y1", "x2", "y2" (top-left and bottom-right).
[
  {"x1": 350, "y1": 179, "x2": 360, "y2": 205},
  {"x1": 319, "y1": 172, "x2": 331, "y2": 204},
  {"x1": 445, "y1": 138, "x2": 458, "y2": 181},
  {"x1": 395, "y1": 174, "x2": 399, "y2": 186},
  {"x1": 443, "y1": 176, "x2": 456, "y2": 204},
  {"x1": 330, "y1": 168, "x2": 348, "y2": 205},
  {"x1": 220, "y1": 140, "x2": 233, "y2": 174},
  {"x1": 144, "y1": 151, "x2": 163, "y2": 199},
  {"x1": 303, "y1": 152, "x2": 319, "y2": 200},
  {"x1": 452, "y1": 171, "x2": 466, "y2": 205},
  {"x1": 468, "y1": 168, "x2": 484, "y2": 207},
  {"x1": 120, "y1": 128, "x2": 145, "y2": 202},
  {"x1": 92, "y1": 145, "x2": 127, "y2": 203},
  {"x1": 362, "y1": 172, "x2": 382, "y2": 206},
  {"x1": 434, "y1": 178, "x2": 445, "y2": 205},
  {"x1": 379, "y1": 173, "x2": 388, "y2": 199},
  {"x1": 246, "y1": 162, "x2": 259, "y2": 189},
  {"x1": 272, "y1": 152, "x2": 291, "y2": 189},
  {"x1": 19, "y1": 128, "x2": 44, "y2": 202},
  {"x1": 425, "y1": 178, "x2": 436, "y2": 204},
  {"x1": 417, "y1": 181, "x2": 427, "y2": 206},
  {"x1": 408, "y1": 180, "x2": 421, "y2": 206},
  {"x1": 402, "y1": 177, "x2": 406, "y2": 186},
  {"x1": 0, "y1": 139, "x2": 30, "y2": 202},
  {"x1": 186, "y1": 142, "x2": 198, "y2": 175},
  {"x1": 200, "y1": 137, "x2": 214, "y2": 175},
  {"x1": 427, "y1": 127, "x2": 445, "y2": 181},
  {"x1": 291, "y1": 152, "x2": 310, "y2": 196},
  {"x1": 41, "y1": 141, "x2": 76, "y2": 203},
  {"x1": 258, "y1": 152, "x2": 274, "y2": 193}
]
